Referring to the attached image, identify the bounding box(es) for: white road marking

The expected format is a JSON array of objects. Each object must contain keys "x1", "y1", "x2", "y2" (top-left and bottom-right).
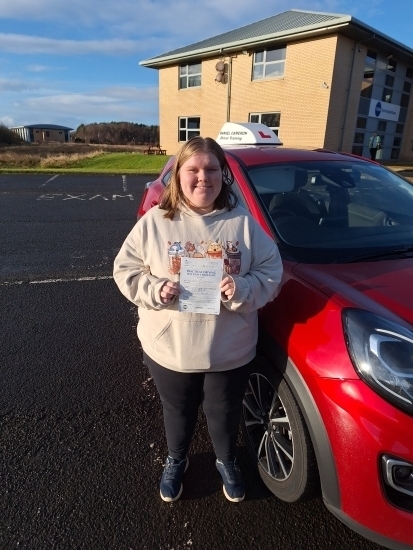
[
  {"x1": 36, "y1": 193, "x2": 134, "y2": 200},
  {"x1": 122, "y1": 175, "x2": 127, "y2": 191},
  {"x1": 40, "y1": 175, "x2": 59, "y2": 187},
  {"x1": 1, "y1": 275, "x2": 113, "y2": 286},
  {"x1": 62, "y1": 194, "x2": 86, "y2": 200}
]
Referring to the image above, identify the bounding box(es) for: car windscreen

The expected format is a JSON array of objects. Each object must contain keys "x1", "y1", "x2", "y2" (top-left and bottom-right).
[{"x1": 246, "y1": 160, "x2": 413, "y2": 263}]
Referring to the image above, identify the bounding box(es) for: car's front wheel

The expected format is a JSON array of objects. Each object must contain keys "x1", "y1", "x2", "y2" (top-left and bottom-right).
[{"x1": 241, "y1": 358, "x2": 319, "y2": 502}]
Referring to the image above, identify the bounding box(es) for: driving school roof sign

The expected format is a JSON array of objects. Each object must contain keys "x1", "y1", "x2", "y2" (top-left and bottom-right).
[{"x1": 216, "y1": 122, "x2": 282, "y2": 146}]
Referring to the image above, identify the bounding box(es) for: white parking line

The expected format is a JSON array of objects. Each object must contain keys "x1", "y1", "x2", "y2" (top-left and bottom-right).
[
  {"x1": 1, "y1": 275, "x2": 113, "y2": 286},
  {"x1": 40, "y1": 174, "x2": 60, "y2": 187}
]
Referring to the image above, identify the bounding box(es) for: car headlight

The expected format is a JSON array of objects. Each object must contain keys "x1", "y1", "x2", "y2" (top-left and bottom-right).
[{"x1": 343, "y1": 309, "x2": 413, "y2": 415}]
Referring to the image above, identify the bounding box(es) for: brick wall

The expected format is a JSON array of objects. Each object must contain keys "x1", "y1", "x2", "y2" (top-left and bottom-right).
[{"x1": 157, "y1": 35, "x2": 413, "y2": 161}]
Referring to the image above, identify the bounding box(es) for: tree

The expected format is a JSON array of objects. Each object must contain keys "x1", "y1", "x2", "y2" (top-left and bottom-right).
[
  {"x1": 72, "y1": 122, "x2": 159, "y2": 145},
  {"x1": 0, "y1": 124, "x2": 23, "y2": 145}
]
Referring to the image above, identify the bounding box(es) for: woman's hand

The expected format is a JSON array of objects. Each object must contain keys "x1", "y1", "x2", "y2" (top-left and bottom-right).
[
  {"x1": 220, "y1": 276, "x2": 235, "y2": 300},
  {"x1": 160, "y1": 280, "x2": 180, "y2": 304}
]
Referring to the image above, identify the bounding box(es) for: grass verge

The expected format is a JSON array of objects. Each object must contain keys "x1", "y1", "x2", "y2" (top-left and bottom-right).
[{"x1": 0, "y1": 151, "x2": 171, "y2": 174}]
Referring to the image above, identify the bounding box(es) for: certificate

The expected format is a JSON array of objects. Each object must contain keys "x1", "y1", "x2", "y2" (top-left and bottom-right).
[{"x1": 179, "y1": 257, "x2": 223, "y2": 315}]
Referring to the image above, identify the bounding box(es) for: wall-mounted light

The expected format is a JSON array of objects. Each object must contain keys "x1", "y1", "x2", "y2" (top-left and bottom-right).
[
  {"x1": 242, "y1": 50, "x2": 248, "y2": 55},
  {"x1": 386, "y1": 53, "x2": 393, "y2": 59},
  {"x1": 321, "y1": 81, "x2": 329, "y2": 89}
]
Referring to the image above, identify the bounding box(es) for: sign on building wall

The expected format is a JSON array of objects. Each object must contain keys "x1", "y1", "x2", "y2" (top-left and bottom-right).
[{"x1": 368, "y1": 100, "x2": 400, "y2": 122}]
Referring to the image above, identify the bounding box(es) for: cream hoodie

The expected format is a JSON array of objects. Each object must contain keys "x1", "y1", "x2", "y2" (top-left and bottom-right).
[{"x1": 113, "y1": 204, "x2": 283, "y2": 372}]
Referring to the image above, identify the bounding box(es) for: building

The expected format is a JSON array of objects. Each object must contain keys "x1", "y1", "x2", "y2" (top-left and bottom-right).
[
  {"x1": 140, "y1": 9, "x2": 413, "y2": 161},
  {"x1": 10, "y1": 124, "x2": 73, "y2": 143}
]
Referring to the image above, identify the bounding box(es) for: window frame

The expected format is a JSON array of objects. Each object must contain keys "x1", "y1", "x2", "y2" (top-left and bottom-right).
[
  {"x1": 179, "y1": 62, "x2": 202, "y2": 90},
  {"x1": 249, "y1": 112, "x2": 281, "y2": 135},
  {"x1": 178, "y1": 116, "x2": 201, "y2": 142},
  {"x1": 252, "y1": 47, "x2": 286, "y2": 81}
]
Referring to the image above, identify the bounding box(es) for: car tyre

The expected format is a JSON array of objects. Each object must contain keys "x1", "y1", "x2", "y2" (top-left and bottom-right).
[{"x1": 241, "y1": 357, "x2": 319, "y2": 502}]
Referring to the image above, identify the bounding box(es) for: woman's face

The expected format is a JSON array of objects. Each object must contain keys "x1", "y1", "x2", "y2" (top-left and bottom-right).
[{"x1": 179, "y1": 151, "x2": 222, "y2": 214}]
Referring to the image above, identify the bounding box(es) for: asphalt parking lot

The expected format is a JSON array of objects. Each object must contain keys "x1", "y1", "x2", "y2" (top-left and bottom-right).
[{"x1": 0, "y1": 173, "x2": 386, "y2": 549}]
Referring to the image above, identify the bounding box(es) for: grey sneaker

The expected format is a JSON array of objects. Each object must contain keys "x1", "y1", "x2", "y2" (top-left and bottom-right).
[
  {"x1": 216, "y1": 458, "x2": 245, "y2": 502},
  {"x1": 160, "y1": 456, "x2": 189, "y2": 502}
]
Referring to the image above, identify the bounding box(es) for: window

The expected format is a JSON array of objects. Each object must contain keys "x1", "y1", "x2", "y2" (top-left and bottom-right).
[
  {"x1": 400, "y1": 94, "x2": 410, "y2": 108},
  {"x1": 387, "y1": 58, "x2": 397, "y2": 72},
  {"x1": 46, "y1": 131, "x2": 50, "y2": 137},
  {"x1": 378, "y1": 121, "x2": 387, "y2": 132},
  {"x1": 385, "y1": 75, "x2": 394, "y2": 87},
  {"x1": 253, "y1": 47, "x2": 286, "y2": 80},
  {"x1": 403, "y1": 81, "x2": 411, "y2": 93},
  {"x1": 249, "y1": 112, "x2": 281, "y2": 134},
  {"x1": 360, "y1": 81, "x2": 372, "y2": 98},
  {"x1": 179, "y1": 63, "x2": 201, "y2": 89},
  {"x1": 354, "y1": 132, "x2": 364, "y2": 144},
  {"x1": 393, "y1": 137, "x2": 401, "y2": 147},
  {"x1": 382, "y1": 88, "x2": 392, "y2": 103},
  {"x1": 406, "y1": 67, "x2": 413, "y2": 79},
  {"x1": 231, "y1": 178, "x2": 248, "y2": 210},
  {"x1": 356, "y1": 117, "x2": 367, "y2": 129},
  {"x1": 364, "y1": 50, "x2": 376, "y2": 80},
  {"x1": 178, "y1": 117, "x2": 200, "y2": 141},
  {"x1": 391, "y1": 148, "x2": 400, "y2": 159},
  {"x1": 396, "y1": 123, "x2": 404, "y2": 134}
]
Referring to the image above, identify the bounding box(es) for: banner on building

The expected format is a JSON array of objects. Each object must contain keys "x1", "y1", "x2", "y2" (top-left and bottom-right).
[{"x1": 368, "y1": 100, "x2": 400, "y2": 122}]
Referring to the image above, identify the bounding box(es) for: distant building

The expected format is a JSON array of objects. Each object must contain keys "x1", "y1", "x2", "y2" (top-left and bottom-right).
[
  {"x1": 10, "y1": 124, "x2": 73, "y2": 143},
  {"x1": 140, "y1": 9, "x2": 413, "y2": 160}
]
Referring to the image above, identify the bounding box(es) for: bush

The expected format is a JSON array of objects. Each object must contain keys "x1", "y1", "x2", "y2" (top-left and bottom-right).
[{"x1": 0, "y1": 124, "x2": 23, "y2": 145}]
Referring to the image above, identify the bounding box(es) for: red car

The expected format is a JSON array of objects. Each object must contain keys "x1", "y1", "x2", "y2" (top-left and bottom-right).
[{"x1": 137, "y1": 123, "x2": 413, "y2": 550}]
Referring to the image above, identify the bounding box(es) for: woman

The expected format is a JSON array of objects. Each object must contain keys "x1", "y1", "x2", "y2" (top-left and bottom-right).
[{"x1": 113, "y1": 136, "x2": 283, "y2": 503}]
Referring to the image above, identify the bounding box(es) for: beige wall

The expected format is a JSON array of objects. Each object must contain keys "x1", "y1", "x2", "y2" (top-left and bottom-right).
[
  {"x1": 32, "y1": 128, "x2": 67, "y2": 142},
  {"x1": 159, "y1": 36, "x2": 341, "y2": 154},
  {"x1": 159, "y1": 61, "x2": 228, "y2": 153},
  {"x1": 158, "y1": 34, "x2": 413, "y2": 161},
  {"x1": 325, "y1": 36, "x2": 364, "y2": 152}
]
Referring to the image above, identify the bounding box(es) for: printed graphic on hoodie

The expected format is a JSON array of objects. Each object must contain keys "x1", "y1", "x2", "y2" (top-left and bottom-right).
[{"x1": 167, "y1": 239, "x2": 242, "y2": 275}]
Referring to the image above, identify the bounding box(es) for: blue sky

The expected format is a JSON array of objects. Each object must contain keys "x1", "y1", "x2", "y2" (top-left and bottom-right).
[{"x1": 1, "y1": 0, "x2": 412, "y2": 132}]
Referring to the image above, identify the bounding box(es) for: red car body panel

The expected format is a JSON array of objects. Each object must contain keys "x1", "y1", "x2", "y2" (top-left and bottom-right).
[
  {"x1": 137, "y1": 143, "x2": 413, "y2": 548},
  {"x1": 312, "y1": 378, "x2": 413, "y2": 545},
  {"x1": 137, "y1": 156, "x2": 175, "y2": 218},
  {"x1": 258, "y1": 256, "x2": 413, "y2": 546},
  {"x1": 293, "y1": 260, "x2": 413, "y2": 325}
]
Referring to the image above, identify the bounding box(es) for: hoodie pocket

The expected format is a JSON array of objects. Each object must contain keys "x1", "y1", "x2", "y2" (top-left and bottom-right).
[
  {"x1": 153, "y1": 317, "x2": 216, "y2": 369},
  {"x1": 153, "y1": 313, "x2": 254, "y2": 370}
]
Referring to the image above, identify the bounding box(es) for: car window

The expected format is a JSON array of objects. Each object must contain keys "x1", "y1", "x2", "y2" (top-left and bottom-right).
[
  {"x1": 245, "y1": 160, "x2": 413, "y2": 263},
  {"x1": 162, "y1": 169, "x2": 172, "y2": 186},
  {"x1": 231, "y1": 177, "x2": 248, "y2": 210}
]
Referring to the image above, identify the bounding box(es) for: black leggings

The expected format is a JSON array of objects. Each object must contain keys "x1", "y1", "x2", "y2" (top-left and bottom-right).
[{"x1": 144, "y1": 353, "x2": 253, "y2": 462}]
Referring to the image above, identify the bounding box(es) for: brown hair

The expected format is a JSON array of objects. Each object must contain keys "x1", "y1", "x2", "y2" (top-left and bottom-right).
[{"x1": 159, "y1": 136, "x2": 238, "y2": 219}]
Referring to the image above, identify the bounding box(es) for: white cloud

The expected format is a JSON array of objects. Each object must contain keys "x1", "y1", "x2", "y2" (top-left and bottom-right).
[
  {"x1": 0, "y1": 33, "x2": 148, "y2": 56},
  {"x1": 27, "y1": 64, "x2": 51, "y2": 72},
  {"x1": 0, "y1": 0, "x2": 393, "y2": 60},
  {"x1": 0, "y1": 115, "x2": 14, "y2": 126},
  {"x1": 0, "y1": 77, "x2": 34, "y2": 91},
  {"x1": 11, "y1": 85, "x2": 159, "y2": 127},
  {"x1": 0, "y1": 1, "x2": 364, "y2": 46}
]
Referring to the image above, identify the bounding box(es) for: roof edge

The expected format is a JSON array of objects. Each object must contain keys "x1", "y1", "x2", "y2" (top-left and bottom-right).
[
  {"x1": 140, "y1": 10, "x2": 413, "y2": 69},
  {"x1": 140, "y1": 19, "x2": 352, "y2": 67}
]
